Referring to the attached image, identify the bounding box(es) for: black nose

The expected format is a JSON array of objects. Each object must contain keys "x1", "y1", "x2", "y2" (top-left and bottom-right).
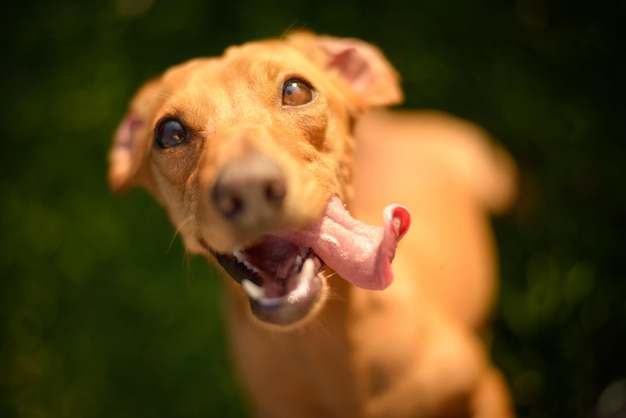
[{"x1": 211, "y1": 154, "x2": 286, "y2": 228}]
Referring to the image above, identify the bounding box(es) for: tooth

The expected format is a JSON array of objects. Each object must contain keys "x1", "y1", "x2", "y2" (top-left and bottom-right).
[
  {"x1": 301, "y1": 258, "x2": 314, "y2": 279},
  {"x1": 233, "y1": 248, "x2": 244, "y2": 260},
  {"x1": 287, "y1": 259, "x2": 315, "y2": 303},
  {"x1": 242, "y1": 260, "x2": 258, "y2": 274},
  {"x1": 242, "y1": 279, "x2": 265, "y2": 300},
  {"x1": 295, "y1": 255, "x2": 303, "y2": 269}
]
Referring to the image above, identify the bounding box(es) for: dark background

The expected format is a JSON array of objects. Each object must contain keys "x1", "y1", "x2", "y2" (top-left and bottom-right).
[{"x1": 1, "y1": 1, "x2": 624, "y2": 417}]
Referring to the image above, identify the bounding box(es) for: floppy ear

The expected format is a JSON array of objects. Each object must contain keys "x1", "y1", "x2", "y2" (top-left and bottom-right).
[
  {"x1": 288, "y1": 32, "x2": 403, "y2": 107},
  {"x1": 108, "y1": 79, "x2": 161, "y2": 196}
]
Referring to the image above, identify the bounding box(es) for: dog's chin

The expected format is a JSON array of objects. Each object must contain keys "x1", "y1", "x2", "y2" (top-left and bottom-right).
[{"x1": 199, "y1": 236, "x2": 327, "y2": 329}]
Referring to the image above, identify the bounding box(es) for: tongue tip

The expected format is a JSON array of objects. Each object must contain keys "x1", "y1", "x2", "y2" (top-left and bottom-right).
[
  {"x1": 317, "y1": 197, "x2": 412, "y2": 291},
  {"x1": 384, "y1": 204, "x2": 412, "y2": 240},
  {"x1": 370, "y1": 203, "x2": 410, "y2": 290}
]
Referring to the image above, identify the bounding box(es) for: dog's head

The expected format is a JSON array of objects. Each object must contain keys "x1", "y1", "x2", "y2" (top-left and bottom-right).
[{"x1": 108, "y1": 33, "x2": 409, "y2": 329}]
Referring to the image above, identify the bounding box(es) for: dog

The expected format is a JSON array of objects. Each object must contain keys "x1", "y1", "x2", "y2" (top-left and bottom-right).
[{"x1": 109, "y1": 32, "x2": 516, "y2": 418}]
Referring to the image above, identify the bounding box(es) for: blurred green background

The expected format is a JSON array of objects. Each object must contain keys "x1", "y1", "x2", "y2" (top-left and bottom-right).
[{"x1": 1, "y1": 0, "x2": 624, "y2": 417}]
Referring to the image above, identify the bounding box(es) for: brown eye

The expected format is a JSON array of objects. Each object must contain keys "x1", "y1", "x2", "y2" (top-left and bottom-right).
[
  {"x1": 282, "y1": 79, "x2": 316, "y2": 106},
  {"x1": 155, "y1": 117, "x2": 188, "y2": 148}
]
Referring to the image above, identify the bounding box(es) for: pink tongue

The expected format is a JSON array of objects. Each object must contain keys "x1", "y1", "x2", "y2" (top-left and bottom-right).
[{"x1": 283, "y1": 196, "x2": 411, "y2": 290}]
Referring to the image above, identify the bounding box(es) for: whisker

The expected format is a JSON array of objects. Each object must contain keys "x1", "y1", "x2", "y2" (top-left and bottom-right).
[
  {"x1": 321, "y1": 270, "x2": 347, "y2": 303},
  {"x1": 309, "y1": 315, "x2": 332, "y2": 339},
  {"x1": 264, "y1": 21, "x2": 310, "y2": 87},
  {"x1": 279, "y1": 20, "x2": 307, "y2": 40},
  {"x1": 167, "y1": 216, "x2": 194, "y2": 255},
  {"x1": 182, "y1": 247, "x2": 192, "y2": 273},
  {"x1": 153, "y1": 91, "x2": 172, "y2": 101}
]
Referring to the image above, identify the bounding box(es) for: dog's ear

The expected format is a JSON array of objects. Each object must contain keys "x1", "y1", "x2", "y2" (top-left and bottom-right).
[
  {"x1": 288, "y1": 32, "x2": 403, "y2": 107},
  {"x1": 108, "y1": 79, "x2": 161, "y2": 197}
]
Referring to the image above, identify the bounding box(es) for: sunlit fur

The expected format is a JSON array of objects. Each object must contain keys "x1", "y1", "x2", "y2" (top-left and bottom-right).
[{"x1": 109, "y1": 32, "x2": 517, "y2": 418}]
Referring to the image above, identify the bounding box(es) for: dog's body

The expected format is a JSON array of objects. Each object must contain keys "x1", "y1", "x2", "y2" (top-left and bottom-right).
[{"x1": 110, "y1": 33, "x2": 516, "y2": 417}]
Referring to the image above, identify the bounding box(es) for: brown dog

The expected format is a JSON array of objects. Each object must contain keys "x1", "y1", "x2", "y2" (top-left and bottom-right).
[{"x1": 109, "y1": 32, "x2": 516, "y2": 418}]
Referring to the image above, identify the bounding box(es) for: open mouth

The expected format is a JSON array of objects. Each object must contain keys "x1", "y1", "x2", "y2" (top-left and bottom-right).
[
  {"x1": 200, "y1": 196, "x2": 411, "y2": 328},
  {"x1": 205, "y1": 236, "x2": 325, "y2": 326}
]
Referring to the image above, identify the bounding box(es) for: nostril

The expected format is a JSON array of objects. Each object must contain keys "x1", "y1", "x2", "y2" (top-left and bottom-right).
[
  {"x1": 214, "y1": 192, "x2": 243, "y2": 219},
  {"x1": 265, "y1": 180, "x2": 286, "y2": 205}
]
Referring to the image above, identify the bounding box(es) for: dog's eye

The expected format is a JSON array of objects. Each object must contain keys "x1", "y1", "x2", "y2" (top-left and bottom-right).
[
  {"x1": 155, "y1": 118, "x2": 188, "y2": 148},
  {"x1": 282, "y1": 79, "x2": 316, "y2": 106}
]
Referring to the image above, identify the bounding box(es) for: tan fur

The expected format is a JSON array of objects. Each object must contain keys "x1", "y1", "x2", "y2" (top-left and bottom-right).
[{"x1": 109, "y1": 32, "x2": 516, "y2": 417}]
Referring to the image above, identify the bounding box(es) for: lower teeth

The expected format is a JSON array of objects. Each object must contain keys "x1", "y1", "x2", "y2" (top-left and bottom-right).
[
  {"x1": 300, "y1": 258, "x2": 314, "y2": 280},
  {"x1": 295, "y1": 255, "x2": 303, "y2": 269},
  {"x1": 242, "y1": 279, "x2": 265, "y2": 300},
  {"x1": 241, "y1": 257, "x2": 316, "y2": 302}
]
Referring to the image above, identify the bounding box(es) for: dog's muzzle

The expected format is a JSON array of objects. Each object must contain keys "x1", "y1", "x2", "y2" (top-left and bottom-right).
[{"x1": 200, "y1": 196, "x2": 411, "y2": 328}]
